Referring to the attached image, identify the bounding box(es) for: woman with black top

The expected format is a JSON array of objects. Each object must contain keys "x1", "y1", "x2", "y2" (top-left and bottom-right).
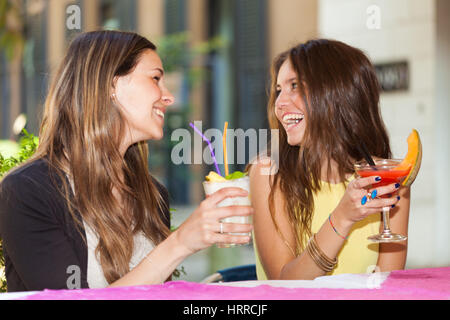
[{"x1": 0, "y1": 31, "x2": 253, "y2": 292}]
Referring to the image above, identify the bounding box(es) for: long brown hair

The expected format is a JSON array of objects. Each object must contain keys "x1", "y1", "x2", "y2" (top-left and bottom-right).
[
  {"x1": 266, "y1": 39, "x2": 391, "y2": 256},
  {"x1": 26, "y1": 31, "x2": 170, "y2": 283}
]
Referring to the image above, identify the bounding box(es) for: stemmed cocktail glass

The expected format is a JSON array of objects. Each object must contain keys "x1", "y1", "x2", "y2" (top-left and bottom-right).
[{"x1": 354, "y1": 159, "x2": 410, "y2": 243}]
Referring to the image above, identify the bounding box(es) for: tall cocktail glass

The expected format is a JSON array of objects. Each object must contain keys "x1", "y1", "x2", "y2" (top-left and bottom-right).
[{"x1": 202, "y1": 176, "x2": 252, "y2": 248}]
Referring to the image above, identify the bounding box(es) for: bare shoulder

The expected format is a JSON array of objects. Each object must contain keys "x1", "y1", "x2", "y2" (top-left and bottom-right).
[
  {"x1": 248, "y1": 156, "x2": 278, "y2": 183},
  {"x1": 248, "y1": 156, "x2": 285, "y2": 218}
]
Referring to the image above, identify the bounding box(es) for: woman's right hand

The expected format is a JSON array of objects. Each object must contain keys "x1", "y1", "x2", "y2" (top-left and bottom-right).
[
  {"x1": 332, "y1": 176, "x2": 401, "y2": 231},
  {"x1": 172, "y1": 187, "x2": 254, "y2": 255}
]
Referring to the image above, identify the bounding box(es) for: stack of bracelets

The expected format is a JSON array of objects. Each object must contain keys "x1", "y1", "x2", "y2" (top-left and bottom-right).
[{"x1": 306, "y1": 234, "x2": 338, "y2": 273}]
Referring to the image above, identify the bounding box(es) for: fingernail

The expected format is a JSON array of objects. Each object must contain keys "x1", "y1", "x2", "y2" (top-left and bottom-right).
[
  {"x1": 371, "y1": 190, "x2": 377, "y2": 199},
  {"x1": 361, "y1": 196, "x2": 368, "y2": 205},
  {"x1": 395, "y1": 183, "x2": 400, "y2": 189},
  {"x1": 397, "y1": 196, "x2": 401, "y2": 201},
  {"x1": 391, "y1": 204, "x2": 396, "y2": 208},
  {"x1": 375, "y1": 177, "x2": 381, "y2": 182}
]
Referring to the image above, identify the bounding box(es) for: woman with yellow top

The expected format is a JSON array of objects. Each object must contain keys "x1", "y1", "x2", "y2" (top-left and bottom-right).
[{"x1": 248, "y1": 39, "x2": 410, "y2": 280}]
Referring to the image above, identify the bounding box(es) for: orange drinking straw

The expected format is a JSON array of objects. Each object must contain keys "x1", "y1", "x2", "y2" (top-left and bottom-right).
[{"x1": 223, "y1": 122, "x2": 229, "y2": 177}]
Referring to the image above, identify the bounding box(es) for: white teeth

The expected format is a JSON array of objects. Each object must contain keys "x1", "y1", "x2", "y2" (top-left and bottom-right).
[
  {"x1": 154, "y1": 108, "x2": 164, "y2": 119},
  {"x1": 283, "y1": 113, "x2": 304, "y2": 123}
]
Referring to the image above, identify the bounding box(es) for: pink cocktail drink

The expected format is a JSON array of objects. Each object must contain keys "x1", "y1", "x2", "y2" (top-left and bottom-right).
[{"x1": 357, "y1": 168, "x2": 410, "y2": 188}]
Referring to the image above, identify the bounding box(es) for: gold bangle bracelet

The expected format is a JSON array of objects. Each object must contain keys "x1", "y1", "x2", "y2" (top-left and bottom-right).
[
  {"x1": 308, "y1": 240, "x2": 334, "y2": 271},
  {"x1": 306, "y1": 234, "x2": 338, "y2": 273},
  {"x1": 307, "y1": 237, "x2": 331, "y2": 268},
  {"x1": 310, "y1": 234, "x2": 337, "y2": 266},
  {"x1": 306, "y1": 241, "x2": 333, "y2": 273},
  {"x1": 308, "y1": 243, "x2": 334, "y2": 272}
]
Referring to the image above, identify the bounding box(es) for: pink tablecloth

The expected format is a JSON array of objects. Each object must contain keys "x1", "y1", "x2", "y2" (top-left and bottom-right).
[{"x1": 22, "y1": 267, "x2": 449, "y2": 300}]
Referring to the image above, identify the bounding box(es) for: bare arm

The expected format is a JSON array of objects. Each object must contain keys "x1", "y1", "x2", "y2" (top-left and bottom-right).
[
  {"x1": 249, "y1": 161, "x2": 298, "y2": 279},
  {"x1": 107, "y1": 231, "x2": 190, "y2": 287},
  {"x1": 108, "y1": 187, "x2": 253, "y2": 287}
]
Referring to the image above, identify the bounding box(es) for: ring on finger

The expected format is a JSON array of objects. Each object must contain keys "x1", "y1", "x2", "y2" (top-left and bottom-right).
[
  {"x1": 361, "y1": 193, "x2": 370, "y2": 205},
  {"x1": 361, "y1": 190, "x2": 377, "y2": 205}
]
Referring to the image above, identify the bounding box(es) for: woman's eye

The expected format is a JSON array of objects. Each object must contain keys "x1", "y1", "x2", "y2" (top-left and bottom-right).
[
  {"x1": 153, "y1": 76, "x2": 161, "y2": 82},
  {"x1": 291, "y1": 82, "x2": 298, "y2": 89}
]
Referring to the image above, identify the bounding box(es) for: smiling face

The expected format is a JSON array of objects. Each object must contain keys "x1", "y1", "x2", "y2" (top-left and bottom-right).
[
  {"x1": 114, "y1": 49, "x2": 174, "y2": 152},
  {"x1": 275, "y1": 58, "x2": 307, "y2": 146}
]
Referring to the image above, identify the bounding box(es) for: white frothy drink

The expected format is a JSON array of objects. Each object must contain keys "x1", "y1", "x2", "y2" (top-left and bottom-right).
[{"x1": 202, "y1": 176, "x2": 252, "y2": 248}]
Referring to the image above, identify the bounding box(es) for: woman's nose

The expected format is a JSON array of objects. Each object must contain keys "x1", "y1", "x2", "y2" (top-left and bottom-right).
[
  {"x1": 161, "y1": 88, "x2": 175, "y2": 107},
  {"x1": 275, "y1": 91, "x2": 289, "y2": 109}
]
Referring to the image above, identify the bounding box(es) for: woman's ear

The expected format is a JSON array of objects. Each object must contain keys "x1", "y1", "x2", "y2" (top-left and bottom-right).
[{"x1": 111, "y1": 76, "x2": 118, "y2": 99}]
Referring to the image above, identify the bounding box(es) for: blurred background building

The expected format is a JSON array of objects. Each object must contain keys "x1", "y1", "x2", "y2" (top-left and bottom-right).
[{"x1": 0, "y1": 0, "x2": 448, "y2": 281}]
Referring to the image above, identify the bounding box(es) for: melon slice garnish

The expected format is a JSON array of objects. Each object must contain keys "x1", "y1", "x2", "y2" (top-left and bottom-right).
[{"x1": 396, "y1": 129, "x2": 422, "y2": 187}]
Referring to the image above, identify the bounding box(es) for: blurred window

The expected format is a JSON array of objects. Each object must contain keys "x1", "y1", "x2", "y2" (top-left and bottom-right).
[
  {"x1": 234, "y1": 0, "x2": 269, "y2": 171},
  {"x1": 99, "y1": 0, "x2": 137, "y2": 31},
  {"x1": 22, "y1": 0, "x2": 48, "y2": 136},
  {"x1": 164, "y1": 0, "x2": 186, "y2": 34},
  {"x1": 208, "y1": 0, "x2": 269, "y2": 173}
]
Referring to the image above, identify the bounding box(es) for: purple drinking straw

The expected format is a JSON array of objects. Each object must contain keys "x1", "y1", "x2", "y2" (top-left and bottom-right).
[{"x1": 189, "y1": 122, "x2": 222, "y2": 176}]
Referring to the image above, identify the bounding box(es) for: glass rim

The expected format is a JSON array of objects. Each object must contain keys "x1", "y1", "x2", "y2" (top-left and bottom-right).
[
  {"x1": 202, "y1": 175, "x2": 250, "y2": 185},
  {"x1": 354, "y1": 158, "x2": 404, "y2": 169}
]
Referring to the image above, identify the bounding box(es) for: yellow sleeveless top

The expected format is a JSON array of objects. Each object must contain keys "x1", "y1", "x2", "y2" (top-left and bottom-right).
[{"x1": 254, "y1": 178, "x2": 381, "y2": 280}]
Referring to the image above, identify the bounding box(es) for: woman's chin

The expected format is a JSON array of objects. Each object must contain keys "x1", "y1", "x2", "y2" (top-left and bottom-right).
[
  {"x1": 149, "y1": 130, "x2": 164, "y2": 141},
  {"x1": 287, "y1": 135, "x2": 302, "y2": 147},
  {"x1": 138, "y1": 128, "x2": 164, "y2": 142}
]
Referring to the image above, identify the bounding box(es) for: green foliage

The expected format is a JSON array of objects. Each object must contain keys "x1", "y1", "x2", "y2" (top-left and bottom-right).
[
  {"x1": 156, "y1": 32, "x2": 226, "y2": 76},
  {"x1": 156, "y1": 32, "x2": 190, "y2": 73},
  {"x1": 0, "y1": 129, "x2": 39, "y2": 179},
  {"x1": 0, "y1": 129, "x2": 38, "y2": 292}
]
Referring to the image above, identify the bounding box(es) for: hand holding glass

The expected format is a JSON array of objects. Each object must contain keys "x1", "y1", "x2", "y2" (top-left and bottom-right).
[
  {"x1": 354, "y1": 159, "x2": 409, "y2": 243},
  {"x1": 203, "y1": 176, "x2": 252, "y2": 248}
]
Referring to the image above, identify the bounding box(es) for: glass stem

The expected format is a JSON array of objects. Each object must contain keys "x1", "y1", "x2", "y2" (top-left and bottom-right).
[{"x1": 382, "y1": 207, "x2": 391, "y2": 234}]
